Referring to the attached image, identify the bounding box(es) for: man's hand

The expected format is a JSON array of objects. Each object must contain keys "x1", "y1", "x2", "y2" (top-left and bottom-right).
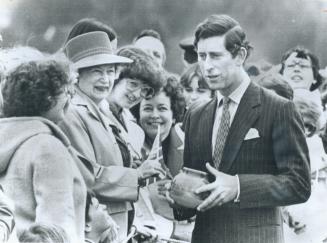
[
  {"x1": 195, "y1": 163, "x2": 238, "y2": 212},
  {"x1": 136, "y1": 159, "x2": 166, "y2": 180}
]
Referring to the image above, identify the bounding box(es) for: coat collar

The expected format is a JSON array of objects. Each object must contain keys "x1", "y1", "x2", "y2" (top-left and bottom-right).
[
  {"x1": 219, "y1": 82, "x2": 261, "y2": 172},
  {"x1": 71, "y1": 86, "x2": 111, "y2": 131}
]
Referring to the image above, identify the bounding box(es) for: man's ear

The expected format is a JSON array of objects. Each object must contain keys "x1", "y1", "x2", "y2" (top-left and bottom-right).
[{"x1": 236, "y1": 47, "x2": 247, "y2": 66}]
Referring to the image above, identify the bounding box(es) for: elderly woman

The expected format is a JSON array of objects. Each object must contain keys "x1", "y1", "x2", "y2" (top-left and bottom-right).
[
  {"x1": 60, "y1": 31, "x2": 165, "y2": 239},
  {"x1": 0, "y1": 58, "x2": 86, "y2": 242}
]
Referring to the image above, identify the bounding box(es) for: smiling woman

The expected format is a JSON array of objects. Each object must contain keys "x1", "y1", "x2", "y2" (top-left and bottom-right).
[
  {"x1": 78, "y1": 64, "x2": 116, "y2": 105},
  {"x1": 60, "y1": 31, "x2": 167, "y2": 240},
  {"x1": 139, "y1": 74, "x2": 186, "y2": 175}
]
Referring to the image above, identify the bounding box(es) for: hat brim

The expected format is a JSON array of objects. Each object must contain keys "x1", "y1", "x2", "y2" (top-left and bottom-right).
[{"x1": 73, "y1": 53, "x2": 133, "y2": 70}]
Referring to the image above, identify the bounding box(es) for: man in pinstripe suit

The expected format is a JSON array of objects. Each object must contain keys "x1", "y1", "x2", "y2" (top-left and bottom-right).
[{"x1": 175, "y1": 14, "x2": 311, "y2": 243}]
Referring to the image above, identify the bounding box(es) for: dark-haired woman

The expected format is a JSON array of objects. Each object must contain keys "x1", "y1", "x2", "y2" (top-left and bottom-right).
[
  {"x1": 0, "y1": 58, "x2": 86, "y2": 242},
  {"x1": 103, "y1": 46, "x2": 166, "y2": 163},
  {"x1": 180, "y1": 63, "x2": 214, "y2": 109},
  {"x1": 136, "y1": 75, "x2": 194, "y2": 241}
]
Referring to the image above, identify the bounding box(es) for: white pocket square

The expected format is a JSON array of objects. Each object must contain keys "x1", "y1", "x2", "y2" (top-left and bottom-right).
[{"x1": 244, "y1": 128, "x2": 260, "y2": 140}]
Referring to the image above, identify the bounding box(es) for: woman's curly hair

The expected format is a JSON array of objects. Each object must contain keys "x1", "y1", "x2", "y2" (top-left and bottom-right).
[
  {"x1": 132, "y1": 73, "x2": 186, "y2": 123},
  {"x1": 2, "y1": 59, "x2": 71, "y2": 117},
  {"x1": 116, "y1": 46, "x2": 166, "y2": 92},
  {"x1": 161, "y1": 73, "x2": 186, "y2": 123}
]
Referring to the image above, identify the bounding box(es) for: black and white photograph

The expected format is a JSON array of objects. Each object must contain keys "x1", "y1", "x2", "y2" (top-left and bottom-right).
[{"x1": 0, "y1": 0, "x2": 327, "y2": 242}]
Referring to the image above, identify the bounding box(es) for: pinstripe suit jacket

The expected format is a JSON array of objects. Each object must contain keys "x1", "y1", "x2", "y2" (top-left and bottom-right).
[{"x1": 180, "y1": 82, "x2": 311, "y2": 243}]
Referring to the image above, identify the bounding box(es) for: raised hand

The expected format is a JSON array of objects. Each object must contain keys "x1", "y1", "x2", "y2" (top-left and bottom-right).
[{"x1": 136, "y1": 159, "x2": 166, "y2": 180}]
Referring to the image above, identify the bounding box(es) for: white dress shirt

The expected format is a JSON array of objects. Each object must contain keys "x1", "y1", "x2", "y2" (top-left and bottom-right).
[
  {"x1": 211, "y1": 76, "x2": 250, "y2": 202},
  {"x1": 211, "y1": 77, "x2": 251, "y2": 152}
]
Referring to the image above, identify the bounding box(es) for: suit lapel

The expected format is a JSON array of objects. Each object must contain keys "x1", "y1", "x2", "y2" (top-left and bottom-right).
[
  {"x1": 220, "y1": 82, "x2": 261, "y2": 172},
  {"x1": 200, "y1": 98, "x2": 218, "y2": 165}
]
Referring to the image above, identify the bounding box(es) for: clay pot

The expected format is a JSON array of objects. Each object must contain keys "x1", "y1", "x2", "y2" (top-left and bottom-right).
[{"x1": 169, "y1": 167, "x2": 209, "y2": 208}]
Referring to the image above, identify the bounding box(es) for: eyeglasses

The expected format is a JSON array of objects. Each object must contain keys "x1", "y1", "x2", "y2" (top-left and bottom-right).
[
  {"x1": 285, "y1": 62, "x2": 312, "y2": 69},
  {"x1": 125, "y1": 79, "x2": 154, "y2": 99},
  {"x1": 64, "y1": 85, "x2": 76, "y2": 99}
]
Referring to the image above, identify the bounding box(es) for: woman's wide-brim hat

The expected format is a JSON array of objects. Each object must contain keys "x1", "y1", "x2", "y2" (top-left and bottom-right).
[{"x1": 64, "y1": 31, "x2": 132, "y2": 70}]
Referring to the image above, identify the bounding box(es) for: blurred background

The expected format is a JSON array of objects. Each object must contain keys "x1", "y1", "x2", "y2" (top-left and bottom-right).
[{"x1": 1, "y1": 0, "x2": 327, "y2": 74}]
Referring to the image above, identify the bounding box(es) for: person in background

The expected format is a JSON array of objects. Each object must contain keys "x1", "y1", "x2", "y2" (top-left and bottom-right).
[
  {"x1": 283, "y1": 93, "x2": 327, "y2": 243},
  {"x1": 180, "y1": 63, "x2": 214, "y2": 109},
  {"x1": 60, "y1": 31, "x2": 165, "y2": 239},
  {"x1": 319, "y1": 67, "x2": 327, "y2": 109},
  {"x1": 0, "y1": 187, "x2": 15, "y2": 242},
  {"x1": 65, "y1": 18, "x2": 118, "y2": 51},
  {"x1": 0, "y1": 58, "x2": 86, "y2": 242},
  {"x1": 133, "y1": 29, "x2": 166, "y2": 67},
  {"x1": 179, "y1": 36, "x2": 198, "y2": 68},
  {"x1": 280, "y1": 46, "x2": 325, "y2": 128},
  {"x1": 104, "y1": 46, "x2": 166, "y2": 162},
  {"x1": 19, "y1": 224, "x2": 69, "y2": 243},
  {"x1": 85, "y1": 191, "x2": 119, "y2": 243},
  {"x1": 244, "y1": 59, "x2": 273, "y2": 78},
  {"x1": 255, "y1": 72, "x2": 294, "y2": 100},
  {"x1": 280, "y1": 46, "x2": 323, "y2": 93}
]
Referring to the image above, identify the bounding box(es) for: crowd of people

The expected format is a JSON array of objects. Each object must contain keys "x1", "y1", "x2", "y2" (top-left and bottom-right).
[{"x1": 0, "y1": 13, "x2": 326, "y2": 243}]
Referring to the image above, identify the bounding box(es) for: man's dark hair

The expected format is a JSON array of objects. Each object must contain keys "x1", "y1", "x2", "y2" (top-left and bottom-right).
[
  {"x1": 134, "y1": 29, "x2": 162, "y2": 43},
  {"x1": 194, "y1": 14, "x2": 252, "y2": 59},
  {"x1": 66, "y1": 18, "x2": 117, "y2": 44},
  {"x1": 279, "y1": 46, "x2": 322, "y2": 91}
]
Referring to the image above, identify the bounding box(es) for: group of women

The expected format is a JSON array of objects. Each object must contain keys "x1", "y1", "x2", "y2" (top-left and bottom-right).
[{"x1": 0, "y1": 18, "x2": 213, "y2": 243}]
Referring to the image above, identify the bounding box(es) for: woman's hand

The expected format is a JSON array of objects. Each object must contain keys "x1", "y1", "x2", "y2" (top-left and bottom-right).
[
  {"x1": 156, "y1": 179, "x2": 171, "y2": 198},
  {"x1": 136, "y1": 159, "x2": 166, "y2": 180},
  {"x1": 131, "y1": 159, "x2": 143, "y2": 169}
]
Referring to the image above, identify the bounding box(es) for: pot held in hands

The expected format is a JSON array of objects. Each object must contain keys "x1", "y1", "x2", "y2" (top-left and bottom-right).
[{"x1": 169, "y1": 167, "x2": 209, "y2": 209}]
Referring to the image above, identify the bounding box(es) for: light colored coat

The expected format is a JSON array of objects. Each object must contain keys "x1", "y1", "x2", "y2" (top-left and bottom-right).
[
  {"x1": 59, "y1": 87, "x2": 139, "y2": 237},
  {"x1": 0, "y1": 117, "x2": 86, "y2": 243}
]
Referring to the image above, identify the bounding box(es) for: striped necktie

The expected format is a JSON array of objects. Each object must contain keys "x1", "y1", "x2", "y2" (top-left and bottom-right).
[{"x1": 213, "y1": 97, "x2": 231, "y2": 169}]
